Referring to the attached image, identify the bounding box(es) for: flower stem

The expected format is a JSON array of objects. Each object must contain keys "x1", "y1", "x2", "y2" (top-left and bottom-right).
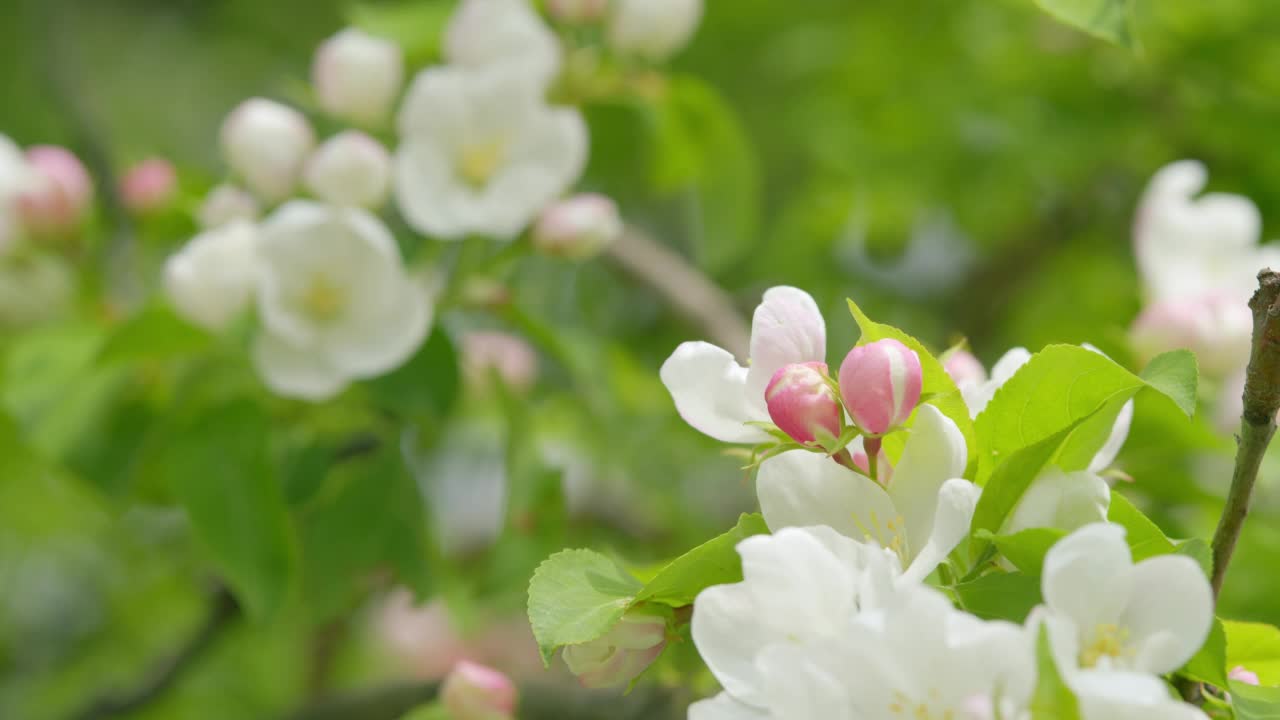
[{"x1": 1210, "y1": 270, "x2": 1280, "y2": 597}]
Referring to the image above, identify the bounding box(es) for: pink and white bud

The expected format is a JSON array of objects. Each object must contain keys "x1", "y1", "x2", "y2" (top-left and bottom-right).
[
  {"x1": 120, "y1": 157, "x2": 177, "y2": 214},
  {"x1": 1130, "y1": 294, "x2": 1252, "y2": 377},
  {"x1": 943, "y1": 349, "x2": 987, "y2": 390},
  {"x1": 303, "y1": 131, "x2": 391, "y2": 209},
  {"x1": 850, "y1": 441, "x2": 893, "y2": 485},
  {"x1": 1230, "y1": 665, "x2": 1260, "y2": 686},
  {"x1": 608, "y1": 0, "x2": 704, "y2": 60},
  {"x1": 461, "y1": 331, "x2": 539, "y2": 394},
  {"x1": 547, "y1": 0, "x2": 608, "y2": 23},
  {"x1": 220, "y1": 98, "x2": 315, "y2": 202},
  {"x1": 16, "y1": 145, "x2": 93, "y2": 237},
  {"x1": 163, "y1": 220, "x2": 258, "y2": 331},
  {"x1": 839, "y1": 339, "x2": 923, "y2": 435},
  {"x1": 198, "y1": 184, "x2": 260, "y2": 229},
  {"x1": 312, "y1": 28, "x2": 404, "y2": 126},
  {"x1": 764, "y1": 361, "x2": 841, "y2": 445},
  {"x1": 533, "y1": 193, "x2": 623, "y2": 260},
  {"x1": 441, "y1": 660, "x2": 517, "y2": 720},
  {"x1": 562, "y1": 612, "x2": 667, "y2": 689}
]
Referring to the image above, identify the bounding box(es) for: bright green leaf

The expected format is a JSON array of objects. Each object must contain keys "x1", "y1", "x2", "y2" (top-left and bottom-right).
[
  {"x1": 1140, "y1": 350, "x2": 1199, "y2": 419},
  {"x1": 1106, "y1": 492, "x2": 1175, "y2": 561},
  {"x1": 1175, "y1": 537, "x2": 1212, "y2": 577},
  {"x1": 97, "y1": 304, "x2": 211, "y2": 365},
  {"x1": 992, "y1": 527, "x2": 1066, "y2": 577},
  {"x1": 1181, "y1": 618, "x2": 1228, "y2": 688},
  {"x1": 1034, "y1": 0, "x2": 1137, "y2": 50},
  {"x1": 348, "y1": 0, "x2": 453, "y2": 66},
  {"x1": 366, "y1": 328, "x2": 459, "y2": 424},
  {"x1": 1230, "y1": 681, "x2": 1280, "y2": 720},
  {"x1": 528, "y1": 549, "x2": 642, "y2": 665},
  {"x1": 1031, "y1": 623, "x2": 1082, "y2": 719},
  {"x1": 632, "y1": 514, "x2": 768, "y2": 608},
  {"x1": 1225, "y1": 621, "x2": 1280, "y2": 687},
  {"x1": 953, "y1": 571, "x2": 1041, "y2": 623}
]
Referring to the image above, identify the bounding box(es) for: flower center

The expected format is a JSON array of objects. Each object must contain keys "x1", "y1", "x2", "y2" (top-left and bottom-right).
[
  {"x1": 1080, "y1": 623, "x2": 1132, "y2": 668},
  {"x1": 457, "y1": 139, "x2": 507, "y2": 188},
  {"x1": 888, "y1": 689, "x2": 958, "y2": 719},
  {"x1": 301, "y1": 275, "x2": 346, "y2": 323},
  {"x1": 856, "y1": 510, "x2": 910, "y2": 564}
]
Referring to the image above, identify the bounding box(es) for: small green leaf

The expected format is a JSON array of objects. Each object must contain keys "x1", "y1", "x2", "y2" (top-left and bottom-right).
[
  {"x1": 1034, "y1": 0, "x2": 1137, "y2": 50},
  {"x1": 1140, "y1": 350, "x2": 1199, "y2": 419},
  {"x1": 366, "y1": 328, "x2": 459, "y2": 424},
  {"x1": 1181, "y1": 618, "x2": 1228, "y2": 688},
  {"x1": 1225, "y1": 621, "x2": 1280, "y2": 687},
  {"x1": 992, "y1": 528, "x2": 1066, "y2": 577},
  {"x1": 1106, "y1": 492, "x2": 1175, "y2": 561},
  {"x1": 348, "y1": 0, "x2": 453, "y2": 66},
  {"x1": 953, "y1": 572, "x2": 1041, "y2": 623},
  {"x1": 1230, "y1": 681, "x2": 1280, "y2": 720},
  {"x1": 632, "y1": 514, "x2": 769, "y2": 607},
  {"x1": 1175, "y1": 537, "x2": 1212, "y2": 577},
  {"x1": 1031, "y1": 623, "x2": 1082, "y2": 720},
  {"x1": 97, "y1": 304, "x2": 212, "y2": 365},
  {"x1": 528, "y1": 549, "x2": 642, "y2": 665}
]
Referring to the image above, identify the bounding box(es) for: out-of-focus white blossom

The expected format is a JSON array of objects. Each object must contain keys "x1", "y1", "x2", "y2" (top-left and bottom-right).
[
  {"x1": 0, "y1": 134, "x2": 34, "y2": 251},
  {"x1": 395, "y1": 66, "x2": 587, "y2": 240},
  {"x1": 1130, "y1": 293, "x2": 1252, "y2": 377},
  {"x1": 251, "y1": 201, "x2": 431, "y2": 400},
  {"x1": 445, "y1": 0, "x2": 562, "y2": 87},
  {"x1": 532, "y1": 193, "x2": 622, "y2": 260},
  {"x1": 441, "y1": 660, "x2": 518, "y2": 720},
  {"x1": 163, "y1": 220, "x2": 258, "y2": 331},
  {"x1": 17, "y1": 145, "x2": 93, "y2": 237},
  {"x1": 312, "y1": 28, "x2": 404, "y2": 126},
  {"x1": 563, "y1": 611, "x2": 667, "y2": 689},
  {"x1": 461, "y1": 330, "x2": 539, "y2": 394},
  {"x1": 198, "y1": 184, "x2": 260, "y2": 229},
  {"x1": 304, "y1": 131, "x2": 392, "y2": 209},
  {"x1": 220, "y1": 98, "x2": 316, "y2": 202},
  {"x1": 608, "y1": 0, "x2": 704, "y2": 60}
]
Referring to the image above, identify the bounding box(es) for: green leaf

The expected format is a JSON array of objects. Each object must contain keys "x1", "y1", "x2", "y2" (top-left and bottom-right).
[
  {"x1": 1230, "y1": 682, "x2": 1280, "y2": 720},
  {"x1": 992, "y1": 528, "x2": 1066, "y2": 577},
  {"x1": 366, "y1": 328, "x2": 459, "y2": 424},
  {"x1": 348, "y1": 0, "x2": 453, "y2": 66},
  {"x1": 976, "y1": 345, "x2": 1196, "y2": 480},
  {"x1": 1140, "y1": 350, "x2": 1199, "y2": 419},
  {"x1": 651, "y1": 76, "x2": 761, "y2": 273},
  {"x1": 1181, "y1": 618, "x2": 1228, "y2": 688},
  {"x1": 953, "y1": 571, "x2": 1041, "y2": 623},
  {"x1": 1225, "y1": 621, "x2": 1280, "y2": 686},
  {"x1": 97, "y1": 304, "x2": 211, "y2": 365},
  {"x1": 1106, "y1": 492, "x2": 1175, "y2": 561},
  {"x1": 1175, "y1": 537, "x2": 1212, "y2": 577},
  {"x1": 846, "y1": 298, "x2": 977, "y2": 476},
  {"x1": 1031, "y1": 623, "x2": 1082, "y2": 720},
  {"x1": 162, "y1": 400, "x2": 294, "y2": 619},
  {"x1": 528, "y1": 549, "x2": 643, "y2": 665},
  {"x1": 1034, "y1": 0, "x2": 1137, "y2": 50},
  {"x1": 632, "y1": 514, "x2": 769, "y2": 607}
]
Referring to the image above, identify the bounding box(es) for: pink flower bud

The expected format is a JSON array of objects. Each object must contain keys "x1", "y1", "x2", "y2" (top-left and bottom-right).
[
  {"x1": 303, "y1": 131, "x2": 391, "y2": 209},
  {"x1": 533, "y1": 193, "x2": 623, "y2": 260},
  {"x1": 547, "y1": 0, "x2": 608, "y2": 22},
  {"x1": 313, "y1": 28, "x2": 404, "y2": 127},
  {"x1": 1230, "y1": 665, "x2": 1260, "y2": 686},
  {"x1": 441, "y1": 660, "x2": 518, "y2": 720},
  {"x1": 461, "y1": 331, "x2": 539, "y2": 394},
  {"x1": 764, "y1": 361, "x2": 841, "y2": 445},
  {"x1": 943, "y1": 349, "x2": 986, "y2": 390},
  {"x1": 851, "y1": 440, "x2": 893, "y2": 485},
  {"x1": 17, "y1": 145, "x2": 93, "y2": 237},
  {"x1": 220, "y1": 98, "x2": 315, "y2": 202},
  {"x1": 562, "y1": 613, "x2": 667, "y2": 689},
  {"x1": 120, "y1": 158, "x2": 177, "y2": 213},
  {"x1": 839, "y1": 339, "x2": 923, "y2": 435}
]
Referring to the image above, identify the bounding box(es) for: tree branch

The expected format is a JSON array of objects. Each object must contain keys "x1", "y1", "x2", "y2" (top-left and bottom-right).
[
  {"x1": 1210, "y1": 269, "x2": 1280, "y2": 597},
  {"x1": 70, "y1": 584, "x2": 241, "y2": 720}
]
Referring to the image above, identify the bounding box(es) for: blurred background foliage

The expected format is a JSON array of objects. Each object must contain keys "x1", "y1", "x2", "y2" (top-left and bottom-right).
[{"x1": 2, "y1": 0, "x2": 1280, "y2": 718}]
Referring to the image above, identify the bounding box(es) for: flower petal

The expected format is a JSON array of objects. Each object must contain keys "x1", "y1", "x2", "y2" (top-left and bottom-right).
[
  {"x1": 691, "y1": 586, "x2": 774, "y2": 706},
  {"x1": 756, "y1": 643, "x2": 853, "y2": 720},
  {"x1": 251, "y1": 332, "x2": 349, "y2": 401},
  {"x1": 1073, "y1": 670, "x2": 1209, "y2": 720},
  {"x1": 1042, "y1": 523, "x2": 1133, "y2": 631},
  {"x1": 1088, "y1": 399, "x2": 1132, "y2": 472},
  {"x1": 1004, "y1": 466, "x2": 1110, "y2": 536},
  {"x1": 660, "y1": 341, "x2": 768, "y2": 443},
  {"x1": 738, "y1": 528, "x2": 856, "y2": 633},
  {"x1": 688, "y1": 693, "x2": 769, "y2": 720},
  {"x1": 1120, "y1": 554, "x2": 1214, "y2": 674},
  {"x1": 900, "y1": 478, "x2": 980, "y2": 585},
  {"x1": 756, "y1": 450, "x2": 900, "y2": 551},
  {"x1": 885, "y1": 404, "x2": 967, "y2": 559},
  {"x1": 744, "y1": 287, "x2": 826, "y2": 405}
]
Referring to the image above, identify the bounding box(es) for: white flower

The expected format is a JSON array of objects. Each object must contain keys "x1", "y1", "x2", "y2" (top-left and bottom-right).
[
  {"x1": 1035, "y1": 523, "x2": 1213, "y2": 675},
  {"x1": 220, "y1": 98, "x2": 316, "y2": 202},
  {"x1": 304, "y1": 131, "x2": 392, "y2": 209},
  {"x1": 1072, "y1": 670, "x2": 1210, "y2": 720},
  {"x1": 661, "y1": 286, "x2": 825, "y2": 444},
  {"x1": 312, "y1": 28, "x2": 404, "y2": 126},
  {"x1": 0, "y1": 134, "x2": 34, "y2": 252},
  {"x1": 445, "y1": 0, "x2": 562, "y2": 87},
  {"x1": 1004, "y1": 466, "x2": 1110, "y2": 536},
  {"x1": 608, "y1": 0, "x2": 704, "y2": 60},
  {"x1": 163, "y1": 220, "x2": 258, "y2": 331},
  {"x1": 252, "y1": 201, "x2": 431, "y2": 400},
  {"x1": 532, "y1": 193, "x2": 623, "y2": 260},
  {"x1": 394, "y1": 66, "x2": 587, "y2": 241},
  {"x1": 756, "y1": 405, "x2": 978, "y2": 584},
  {"x1": 402, "y1": 419, "x2": 508, "y2": 557},
  {"x1": 198, "y1": 184, "x2": 260, "y2": 229}
]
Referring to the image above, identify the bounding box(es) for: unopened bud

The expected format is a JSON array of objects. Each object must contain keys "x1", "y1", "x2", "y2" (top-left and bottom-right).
[
  {"x1": 441, "y1": 660, "x2": 518, "y2": 720},
  {"x1": 533, "y1": 193, "x2": 622, "y2": 260},
  {"x1": 943, "y1": 349, "x2": 986, "y2": 390},
  {"x1": 839, "y1": 339, "x2": 923, "y2": 435},
  {"x1": 765, "y1": 361, "x2": 841, "y2": 445},
  {"x1": 199, "y1": 184, "x2": 260, "y2": 229},
  {"x1": 1230, "y1": 665, "x2": 1260, "y2": 686},
  {"x1": 461, "y1": 331, "x2": 539, "y2": 394},
  {"x1": 608, "y1": 0, "x2": 704, "y2": 60},
  {"x1": 312, "y1": 28, "x2": 404, "y2": 126},
  {"x1": 1130, "y1": 295, "x2": 1251, "y2": 377},
  {"x1": 304, "y1": 131, "x2": 391, "y2": 209},
  {"x1": 163, "y1": 220, "x2": 258, "y2": 331},
  {"x1": 562, "y1": 612, "x2": 667, "y2": 689},
  {"x1": 17, "y1": 145, "x2": 93, "y2": 237},
  {"x1": 220, "y1": 98, "x2": 315, "y2": 202},
  {"x1": 547, "y1": 0, "x2": 608, "y2": 22},
  {"x1": 120, "y1": 158, "x2": 177, "y2": 214}
]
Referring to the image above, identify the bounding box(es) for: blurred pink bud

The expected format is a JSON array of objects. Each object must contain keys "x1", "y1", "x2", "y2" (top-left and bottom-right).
[
  {"x1": 851, "y1": 441, "x2": 893, "y2": 485},
  {"x1": 220, "y1": 98, "x2": 315, "y2": 202},
  {"x1": 562, "y1": 613, "x2": 667, "y2": 689},
  {"x1": 1230, "y1": 665, "x2": 1260, "y2": 686},
  {"x1": 764, "y1": 361, "x2": 841, "y2": 444},
  {"x1": 547, "y1": 0, "x2": 608, "y2": 22},
  {"x1": 533, "y1": 193, "x2": 622, "y2": 260},
  {"x1": 1130, "y1": 294, "x2": 1251, "y2": 377},
  {"x1": 441, "y1": 660, "x2": 518, "y2": 720},
  {"x1": 959, "y1": 694, "x2": 995, "y2": 720},
  {"x1": 120, "y1": 158, "x2": 177, "y2": 213},
  {"x1": 17, "y1": 145, "x2": 93, "y2": 236},
  {"x1": 839, "y1": 339, "x2": 923, "y2": 435},
  {"x1": 462, "y1": 331, "x2": 539, "y2": 394},
  {"x1": 304, "y1": 131, "x2": 391, "y2": 209},
  {"x1": 198, "y1": 184, "x2": 259, "y2": 229},
  {"x1": 943, "y1": 349, "x2": 986, "y2": 390},
  {"x1": 313, "y1": 28, "x2": 404, "y2": 126}
]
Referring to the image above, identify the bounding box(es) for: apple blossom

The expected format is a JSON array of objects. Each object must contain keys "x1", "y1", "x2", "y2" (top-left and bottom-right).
[
  {"x1": 1230, "y1": 665, "x2": 1260, "y2": 686},
  {"x1": 441, "y1": 660, "x2": 517, "y2": 720},
  {"x1": 661, "y1": 286, "x2": 825, "y2": 444},
  {"x1": 198, "y1": 184, "x2": 259, "y2": 229},
  {"x1": 562, "y1": 610, "x2": 668, "y2": 689},
  {"x1": 1004, "y1": 466, "x2": 1110, "y2": 536},
  {"x1": 0, "y1": 134, "x2": 33, "y2": 251},
  {"x1": 304, "y1": 131, "x2": 391, "y2": 209},
  {"x1": 943, "y1": 348, "x2": 987, "y2": 389},
  {"x1": 163, "y1": 220, "x2": 258, "y2": 331},
  {"x1": 220, "y1": 98, "x2": 315, "y2": 202},
  {"x1": 608, "y1": 0, "x2": 704, "y2": 61},
  {"x1": 17, "y1": 145, "x2": 93, "y2": 236},
  {"x1": 461, "y1": 330, "x2": 539, "y2": 394},
  {"x1": 839, "y1": 338, "x2": 923, "y2": 435},
  {"x1": 1072, "y1": 670, "x2": 1210, "y2": 720},
  {"x1": 1130, "y1": 293, "x2": 1251, "y2": 377},
  {"x1": 532, "y1": 193, "x2": 622, "y2": 260},
  {"x1": 756, "y1": 405, "x2": 977, "y2": 583},
  {"x1": 395, "y1": 66, "x2": 587, "y2": 240},
  {"x1": 764, "y1": 362, "x2": 841, "y2": 445},
  {"x1": 404, "y1": 419, "x2": 509, "y2": 557},
  {"x1": 312, "y1": 28, "x2": 404, "y2": 126},
  {"x1": 120, "y1": 157, "x2": 177, "y2": 214},
  {"x1": 1035, "y1": 523, "x2": 1213, "y2": 675},
  {"x1": 251, "y1": 201, "x2": 431, "y2": 400},
  {"x1": 445, "y1": 0, "x2": 562, "y2": 87}
]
